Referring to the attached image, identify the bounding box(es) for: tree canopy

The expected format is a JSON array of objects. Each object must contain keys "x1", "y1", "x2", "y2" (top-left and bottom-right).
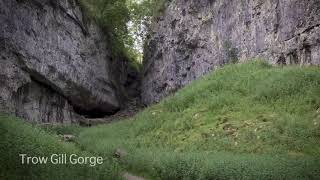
[{"x1": 80, "y1": 0, "x2": 168, "y2": 65}]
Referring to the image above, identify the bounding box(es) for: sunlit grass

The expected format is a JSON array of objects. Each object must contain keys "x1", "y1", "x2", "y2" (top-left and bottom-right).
[
  {"x1": 2, "y1": 61, "x2": 320, "y2": 179},
  {"x1": 76, "y1": 60, "x2": 320, "y2": 179}
]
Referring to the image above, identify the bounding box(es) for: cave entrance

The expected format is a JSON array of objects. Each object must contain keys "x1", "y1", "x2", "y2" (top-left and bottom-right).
[{"x1": 73, "y1": 106, "x2": 119, "y2": 119}]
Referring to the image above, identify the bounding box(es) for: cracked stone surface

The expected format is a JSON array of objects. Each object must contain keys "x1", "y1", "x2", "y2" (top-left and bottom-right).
[
  {"x1": 0, "y1": 0, "x2": 134, "y2": 123},
  {"x1": 142, "y1": 0, "x2": 320, "y2": 105}
]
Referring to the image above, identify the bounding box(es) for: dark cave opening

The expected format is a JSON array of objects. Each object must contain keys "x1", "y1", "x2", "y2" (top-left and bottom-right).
[{"x1": 72, "y1": 105, "x2": 120, "y2": 119}]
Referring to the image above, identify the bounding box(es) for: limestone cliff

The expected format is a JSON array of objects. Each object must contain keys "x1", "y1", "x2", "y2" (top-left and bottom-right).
[
  {"x1": 0, "y1": 0, "x2": 137, "y2": 123},
  {"x1": 142, "y1": 0, "x2": 320, "y2": 104}
]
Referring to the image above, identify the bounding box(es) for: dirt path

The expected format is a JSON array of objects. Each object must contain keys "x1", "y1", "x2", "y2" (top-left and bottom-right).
[{"x1": 123, "y1": 172, "x2": 145, "y2": 180}]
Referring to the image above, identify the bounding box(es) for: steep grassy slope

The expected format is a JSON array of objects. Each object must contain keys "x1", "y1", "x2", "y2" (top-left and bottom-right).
[
  {"x1": 77, "y1": 61, "x2": 320, "y2": 179},
  {"x1": 0, "y1": 114, "x2": 121, "y2": 180},
  {"x1": 1, "y1": 61, "x2": 320, "y2": 179}
]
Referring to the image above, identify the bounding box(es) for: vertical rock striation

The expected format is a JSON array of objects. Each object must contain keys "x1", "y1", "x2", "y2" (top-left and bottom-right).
[
  {"x1": 0, "y1": 0, "x2": 135, "y2": 123},
  {"x1": 142, "y1": 0, "x2": 320, "y2": 105}
]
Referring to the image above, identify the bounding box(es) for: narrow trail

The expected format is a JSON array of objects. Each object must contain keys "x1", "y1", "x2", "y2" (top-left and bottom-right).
[{"x1": 123, "y1": 172, "x2": 145, "y2": 180}]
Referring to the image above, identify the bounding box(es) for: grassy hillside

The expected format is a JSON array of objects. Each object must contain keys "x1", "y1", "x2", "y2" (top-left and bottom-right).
[
  {"x1": 77, "y1": 61, "x2": 320, "y2": 179},
  {"x1": 0, "y1": 114, "x2": 121, "y2": 180},
  {"x1": 1, "y1": 61, "x2": 320, "y2": 179}
]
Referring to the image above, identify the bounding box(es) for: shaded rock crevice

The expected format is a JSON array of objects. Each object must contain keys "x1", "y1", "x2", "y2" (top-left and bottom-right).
[{"x1": 12, "y1": 79, "x2": 81, "y2": 123}]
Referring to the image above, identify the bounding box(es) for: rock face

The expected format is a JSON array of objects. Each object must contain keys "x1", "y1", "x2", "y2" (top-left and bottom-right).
[
  {"x1": 0, "y1": 0, "x2": 133, "y2": 123},
  {"x1": 142, "y1": 0, "x2": 320, "y2": 105}
]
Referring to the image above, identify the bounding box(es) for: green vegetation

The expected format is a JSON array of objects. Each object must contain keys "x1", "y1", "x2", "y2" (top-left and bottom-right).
[
  {"x1": 41, "y1": 123, "x2": 84, "y2": 137},
  {"x1": 224, "y1": 40, "x2": 239, "y2": 64},
  {"x1": 79, "y1": 0, "x2": 168, "y2": 67},
  {"x1": 0, "y1": 114, "x2": 120, "y2": 179},
  {"x1": 2, "y1": 61, "x2": 320, "y2": 179},
  {"x1": 79, "y1": 0, "x2": 130, "y2": 57},
  {"x1": 76, "y1": 61, "x2": 320, "y2": 179}
]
